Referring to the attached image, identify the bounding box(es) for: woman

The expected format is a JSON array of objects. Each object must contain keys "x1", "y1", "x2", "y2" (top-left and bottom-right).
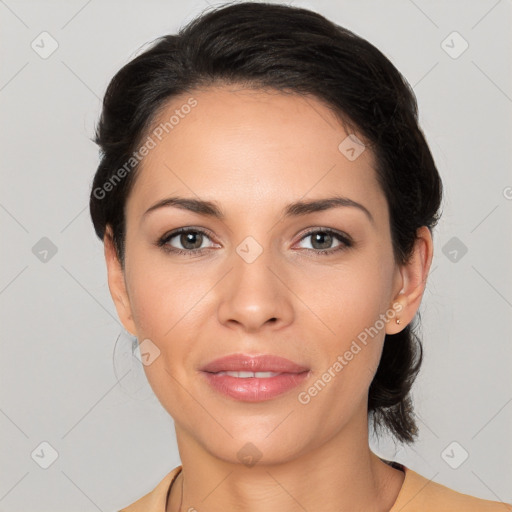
[{"x1": 89, "y1": 2, "x2": 511, "y2": 511}]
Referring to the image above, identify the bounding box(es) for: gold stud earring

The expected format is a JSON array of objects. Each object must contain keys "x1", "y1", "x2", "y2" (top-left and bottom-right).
[{"x1": 396, "y1": 318, "x2": 401, "y2": 325}]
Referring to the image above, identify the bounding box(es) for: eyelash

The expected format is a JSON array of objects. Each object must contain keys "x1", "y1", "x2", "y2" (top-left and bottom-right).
[{"x1": 156, "y1": 227, "x2": 353, "y2": 257}]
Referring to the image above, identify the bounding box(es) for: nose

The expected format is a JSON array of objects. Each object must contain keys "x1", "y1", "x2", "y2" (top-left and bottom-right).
[{"x1": 216, "y1": 244, "x2": 294, "y2": 333}]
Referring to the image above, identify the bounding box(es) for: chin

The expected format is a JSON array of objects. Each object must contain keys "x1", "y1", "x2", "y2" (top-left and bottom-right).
[{"x1": 208, "y1": 437, "x2": 306, "y2": 468}]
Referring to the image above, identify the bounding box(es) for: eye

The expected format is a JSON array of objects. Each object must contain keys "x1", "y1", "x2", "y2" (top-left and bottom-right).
[
  {"x1": 157, "y1": 227, "x2": 217, "y2": 256},
  {"x1": 156, "y1": 227, "x2": 353, "y2": 257},
  {"x1": 295, "y1": 228, "x2": 352, "y2": 255}
]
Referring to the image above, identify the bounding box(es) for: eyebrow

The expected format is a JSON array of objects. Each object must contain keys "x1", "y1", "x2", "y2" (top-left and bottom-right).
[{"x1": 143, "y1": 195, "x2": 374, "y2": 225}]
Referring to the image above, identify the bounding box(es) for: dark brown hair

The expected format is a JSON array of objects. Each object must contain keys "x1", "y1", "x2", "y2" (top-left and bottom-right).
[{"x1": 90, "y1": 1, "x2": 443, "y2": 444}]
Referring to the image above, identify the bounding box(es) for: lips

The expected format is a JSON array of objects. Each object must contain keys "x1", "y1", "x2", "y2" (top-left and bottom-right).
[
  {"x1": 200, "y1": 354, "x2": 310, "y2": 402},
  {"x1": 200, "y1": 354, "x2": 309, "y2": 374}
]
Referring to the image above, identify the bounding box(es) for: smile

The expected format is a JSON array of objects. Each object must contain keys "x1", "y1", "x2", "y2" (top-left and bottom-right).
[{"x1": 215, "y1": 371, "x2": 282, "y2": 378}]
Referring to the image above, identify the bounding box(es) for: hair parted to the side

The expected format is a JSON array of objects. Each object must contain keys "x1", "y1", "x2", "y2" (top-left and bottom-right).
[{"x1": 89, "y1": 1, "x2": 443, "y2": 445}]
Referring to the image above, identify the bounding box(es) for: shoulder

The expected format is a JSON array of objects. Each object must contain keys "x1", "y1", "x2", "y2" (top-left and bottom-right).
[
  {"x1": 118, "y1": 465, "x2": 182, "y2": 512},
  {"x1": 391, "y1": 465, "x2": 512, "y2": 511}
]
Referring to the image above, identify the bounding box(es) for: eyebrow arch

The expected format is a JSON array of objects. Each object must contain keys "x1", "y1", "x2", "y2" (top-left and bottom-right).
[{"x1": 143, "y1": 195, "x2": 374, "y2": 225}]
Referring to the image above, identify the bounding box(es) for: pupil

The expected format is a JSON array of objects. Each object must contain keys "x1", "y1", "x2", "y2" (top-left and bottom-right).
[
  {"x1": 314, "y1": 232, "x2": 331, "y2": 250},
  {"x1": 182, "y1": 232, "x2": 202, "y2": 249}
]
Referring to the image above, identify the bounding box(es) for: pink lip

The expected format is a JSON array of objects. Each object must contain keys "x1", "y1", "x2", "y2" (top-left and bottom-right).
[
  {"x1": 200, "y1": 354, "x2": 309, "y2": 373},
  {"x1": 200, "y1": 354, "x2": 310, "y2": 402}
]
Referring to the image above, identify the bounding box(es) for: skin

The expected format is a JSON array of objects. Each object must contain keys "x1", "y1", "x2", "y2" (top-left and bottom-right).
[{"x1": 104, "y1": 86, "x2": 433, "y2": 512}]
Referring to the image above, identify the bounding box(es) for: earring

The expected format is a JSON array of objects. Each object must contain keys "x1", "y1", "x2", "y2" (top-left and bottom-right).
[{"x1": 396, "y1": 318, "x2": 401, "y2": 325}]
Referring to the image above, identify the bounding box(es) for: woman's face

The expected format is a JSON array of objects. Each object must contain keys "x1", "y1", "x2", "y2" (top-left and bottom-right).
[{"x1": 108, "y1": 86, "x2": 409, "y2": 464}]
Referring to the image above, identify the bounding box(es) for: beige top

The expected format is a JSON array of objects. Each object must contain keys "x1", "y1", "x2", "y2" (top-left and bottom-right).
[{"x1": 119, "y1": 462, "x2": 512, "y2": 511}]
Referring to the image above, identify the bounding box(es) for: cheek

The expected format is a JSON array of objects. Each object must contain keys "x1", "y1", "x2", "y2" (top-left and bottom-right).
[
  {"x1": 294, "y1": 256, "x2": 392, "y2": 340},
  {"x1": 294, "y1": 252, "x2": 394, "y2": 391},
  {"x1": 125, "y1": 260, "x2": 202, "y2": 406},
  {"x1": 126, "y1": 248, "x2": 208, "y2": 337}
]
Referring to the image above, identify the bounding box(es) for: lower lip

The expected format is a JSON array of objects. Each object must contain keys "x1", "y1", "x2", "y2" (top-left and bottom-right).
[{"x1": 201, "y1": 371, "x2": 310, "y2": 402}]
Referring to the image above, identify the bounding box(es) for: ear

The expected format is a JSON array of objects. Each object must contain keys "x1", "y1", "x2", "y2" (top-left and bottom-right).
[
  {"x1": 386, "y1": 226, "x2": 434, "y2": 335},
  {"x1": 104, "y1": 225, "x2": 137, "y2": 336}
]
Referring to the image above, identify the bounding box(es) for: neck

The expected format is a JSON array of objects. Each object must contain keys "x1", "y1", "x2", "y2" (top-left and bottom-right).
[{"x1": 167, "y1": 409, "x2": 404, "y2": 512}]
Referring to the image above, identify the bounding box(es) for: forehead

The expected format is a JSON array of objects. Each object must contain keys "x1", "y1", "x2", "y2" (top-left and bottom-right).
[{"x1": 126, "y1": 86, "x2": 387, "y2": 223}]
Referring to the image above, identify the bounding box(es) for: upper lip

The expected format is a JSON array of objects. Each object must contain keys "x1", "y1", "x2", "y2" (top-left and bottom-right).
[{"x1": 200, "y1": 354, "x2": 309, "y2": 373}]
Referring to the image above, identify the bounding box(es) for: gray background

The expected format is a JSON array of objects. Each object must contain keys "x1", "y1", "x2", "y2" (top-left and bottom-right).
[{"x1": 1, "y1": 0, "x2": 511, "y2": 510}]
